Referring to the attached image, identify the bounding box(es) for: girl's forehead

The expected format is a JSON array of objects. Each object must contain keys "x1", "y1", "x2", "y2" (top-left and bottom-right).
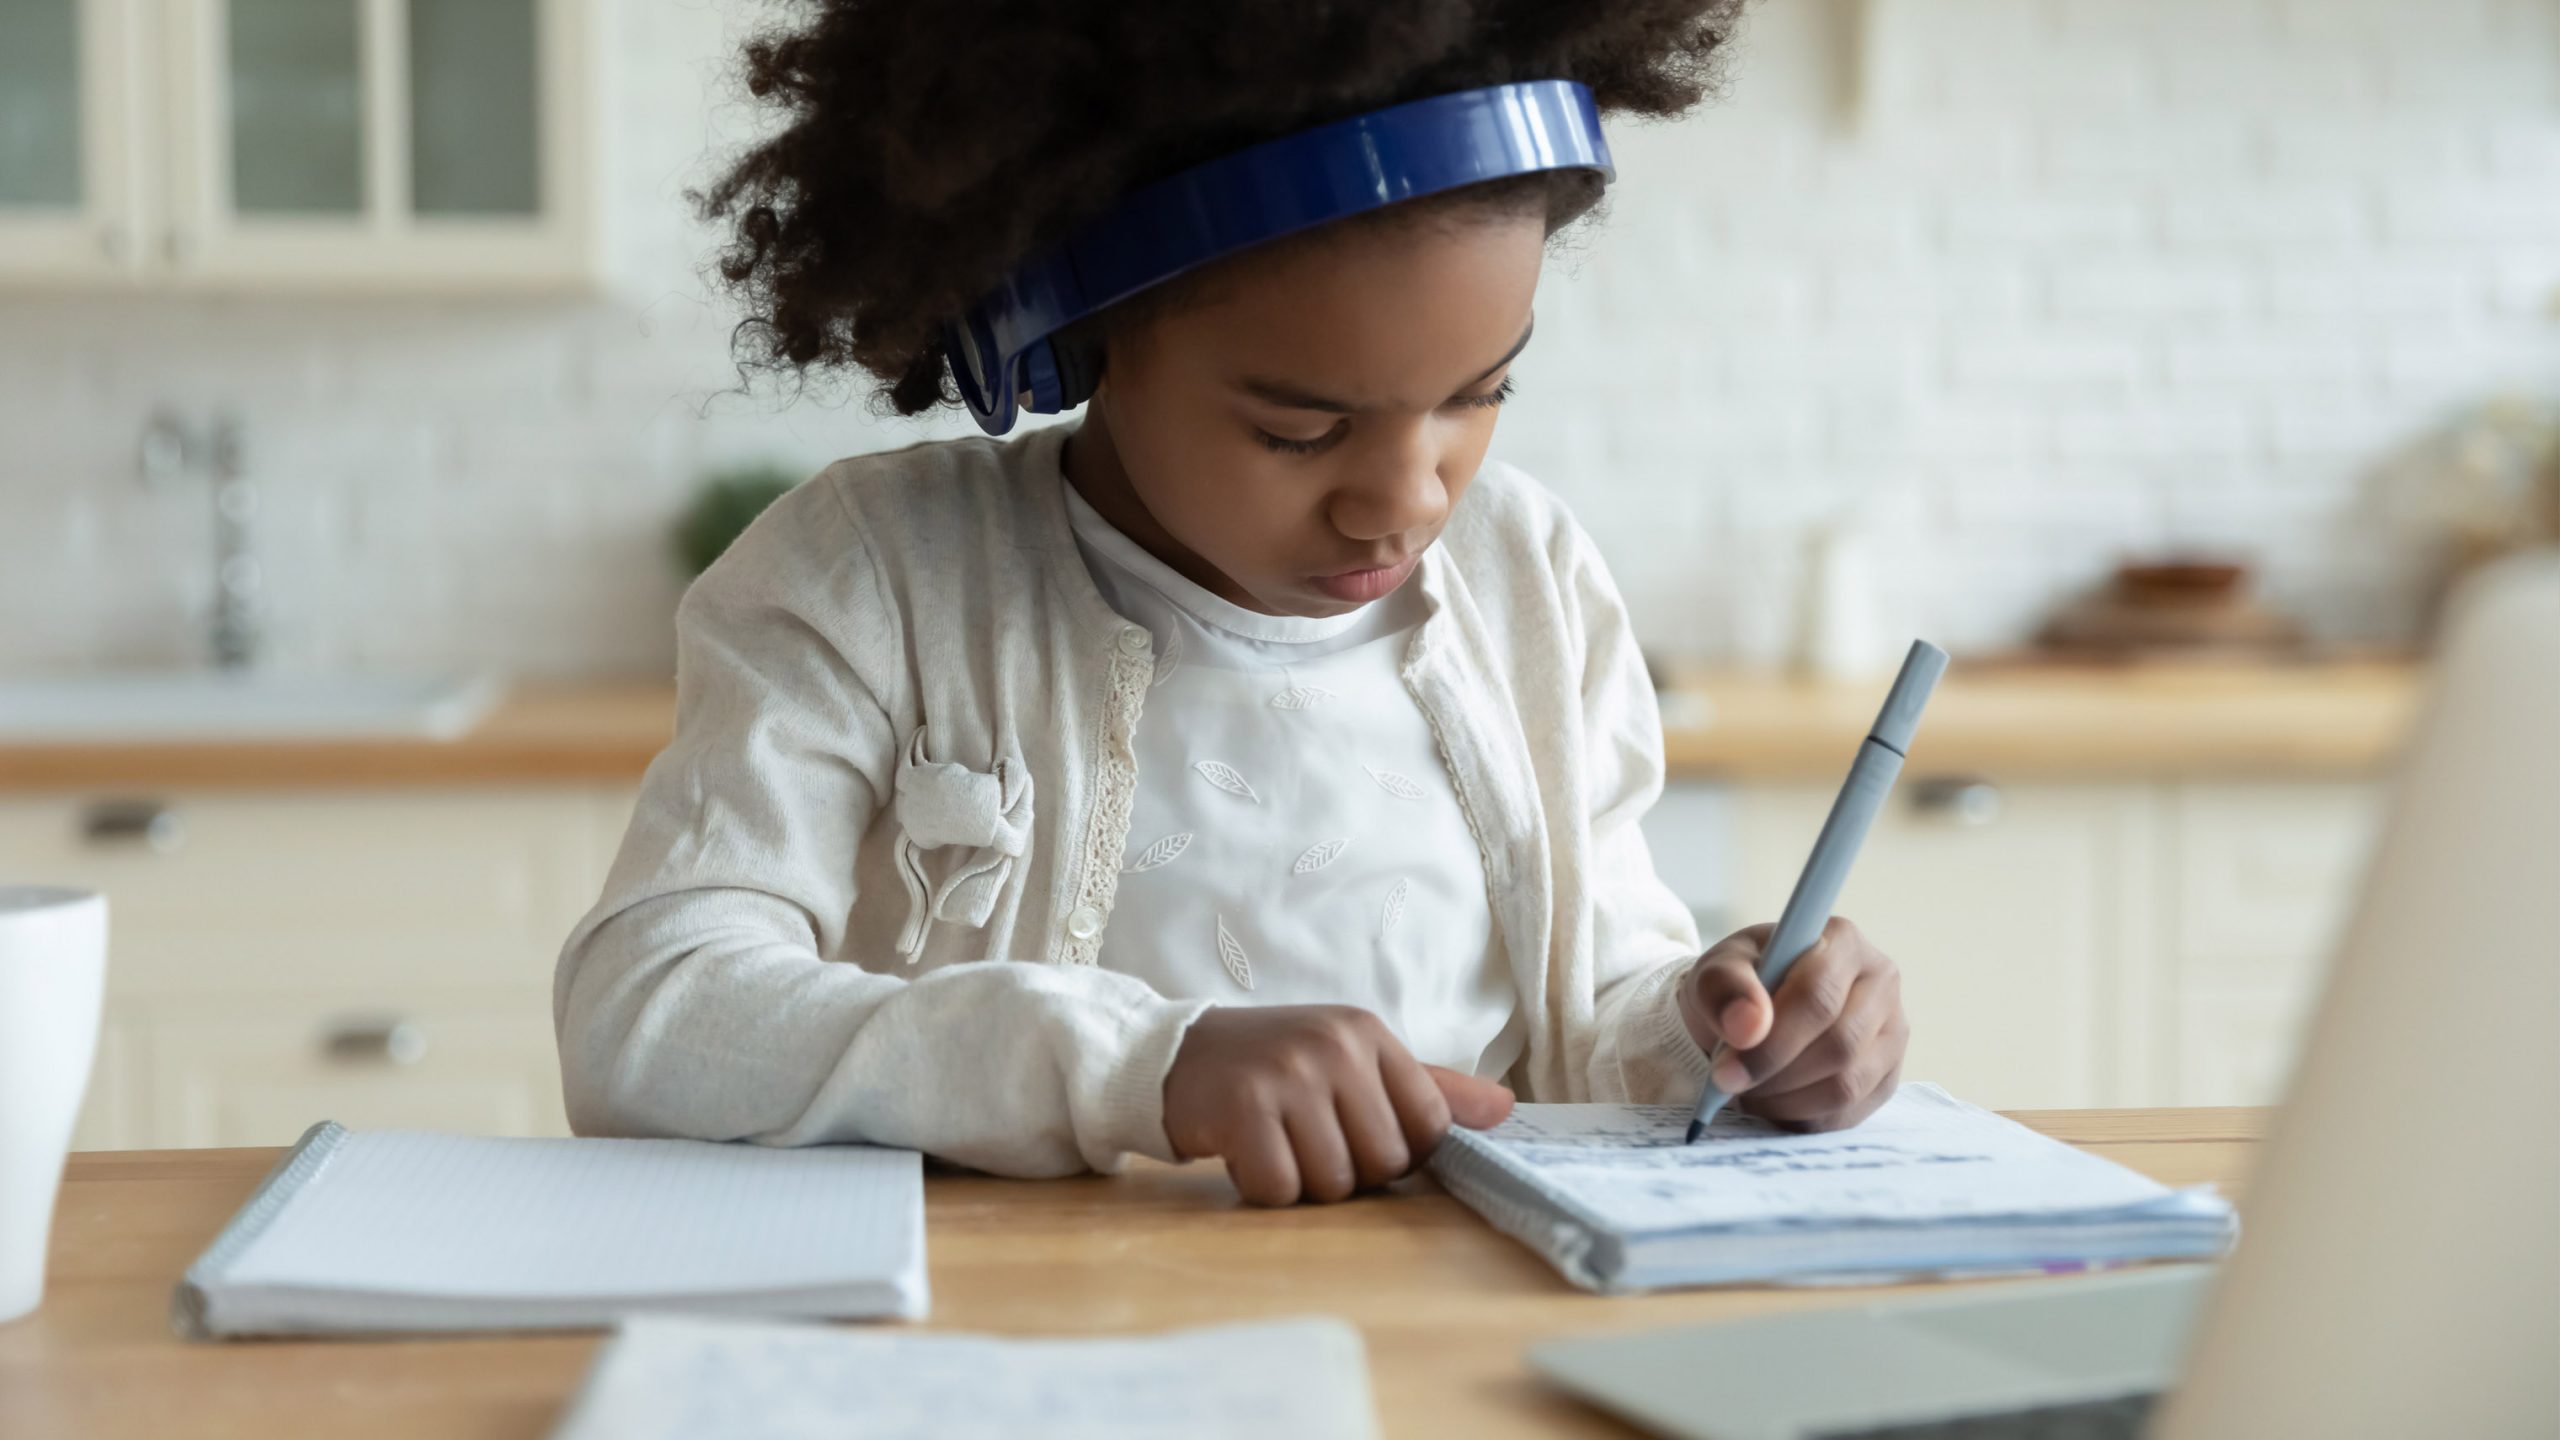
[{"x1": 1148, "y1": 212, "x2": 1545, "y2": 390}]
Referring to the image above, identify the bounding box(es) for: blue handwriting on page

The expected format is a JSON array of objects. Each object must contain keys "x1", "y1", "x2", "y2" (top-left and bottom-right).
[{"x1": 1474, "y1": 1086, "x2": 2180, "y2": 1233}]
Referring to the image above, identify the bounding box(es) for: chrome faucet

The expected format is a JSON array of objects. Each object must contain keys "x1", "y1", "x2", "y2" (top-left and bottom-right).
[
  {"x1": 205, "y1": 414, "x2": 261, "y2": 669},
  {"x1": 140, "y1": 410, "x2": 263, "y2": 670}
]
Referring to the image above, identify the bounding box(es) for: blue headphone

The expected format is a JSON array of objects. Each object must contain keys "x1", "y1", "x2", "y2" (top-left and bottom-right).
[{"x1": 943, "y1": 78, "x2": 1615, "y2": 436}]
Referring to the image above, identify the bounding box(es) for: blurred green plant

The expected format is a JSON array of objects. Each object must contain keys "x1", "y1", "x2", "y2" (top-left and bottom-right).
[{"x1": 675, "y1": 463, "x2": 800, "y2": 577}]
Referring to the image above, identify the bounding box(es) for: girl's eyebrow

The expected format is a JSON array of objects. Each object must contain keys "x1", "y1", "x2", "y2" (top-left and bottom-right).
[
  {"x1": 1466, "y1": 318, "x2": 1538, "y2": 385},
  {"x1": 1237, "y1": 318, "x2": 1536, "y2": 414}
]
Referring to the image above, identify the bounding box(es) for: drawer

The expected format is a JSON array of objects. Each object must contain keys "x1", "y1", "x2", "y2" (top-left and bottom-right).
[
  {"x1": 0, "y1": 789, "x2": 615, "y2": 997},
  {"x1": 142, "y1": 990, "x2": 567, "y2": 1149},
  {"x1": 2173, "y1": 783, "x2": 2381, "y2": 983}
]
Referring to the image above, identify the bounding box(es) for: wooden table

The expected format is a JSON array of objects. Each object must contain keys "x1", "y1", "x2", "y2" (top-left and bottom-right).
[{"x1": 0, "y1": 1109, "x2": 2265, "y2": 1439}]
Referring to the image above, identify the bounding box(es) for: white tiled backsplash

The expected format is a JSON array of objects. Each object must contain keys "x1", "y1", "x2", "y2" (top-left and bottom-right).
[{"x1": 2, "y1": 0, "x2": 2553, "y2": 677}]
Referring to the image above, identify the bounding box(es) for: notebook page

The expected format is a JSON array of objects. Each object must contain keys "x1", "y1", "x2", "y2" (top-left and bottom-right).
[
  {"x1": 550, "y1": 1314, "x2": 1380, "y2": 1440},
  {"x1": 220, "y1": 1132, "x2": 921, "y2": 1300},
  {"x1": 1482, "y1": 1084, "x2": 2184, "y2": 1234}
]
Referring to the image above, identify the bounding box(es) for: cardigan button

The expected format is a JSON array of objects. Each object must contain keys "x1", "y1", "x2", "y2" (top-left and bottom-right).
[
  {"x1": 1066, "y1": 904, "x2": 1105, "y2": 940},
  {"x1": 1115, "y1": 625, "x2": 1151, "y2": 656}
]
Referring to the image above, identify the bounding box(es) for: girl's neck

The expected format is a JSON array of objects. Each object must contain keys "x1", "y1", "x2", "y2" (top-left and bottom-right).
[{"x1": 1060, "y1": 408, "x2": 1275, "y2": 614}]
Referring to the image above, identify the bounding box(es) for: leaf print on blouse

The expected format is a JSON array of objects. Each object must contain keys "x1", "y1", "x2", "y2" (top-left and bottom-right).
[
  {"x1": 1193, "y1": 759, "x2": 1260, "y2": 802},
  {"x1": 1215, "y1": 915, "x2": 1254, "y2": 991},
  {"x1": 1123, "y1": 831, "x2": 1193, "y2": 873},
  {"x1": 1151, "y1": 625, "x2": 1182, "y2": 688},
  {"x1": 1365, "y1": 765, "x2": 1428, "y2": 801},
  {"x1": 1292, "y1": 837, "x2": 1350, "y2": 874},
  {"x1": 1268, "y1": 684, "x2": 1338, "y2": 710},
  {"x1": 1379, "y1": 879, "x2": 1410, "y2": 938}
]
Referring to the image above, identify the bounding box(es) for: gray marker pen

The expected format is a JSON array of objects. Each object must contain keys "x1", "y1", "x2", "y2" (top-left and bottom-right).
[{"x1": 1684, "y1": 639, "x2": 1949, "y2": 1143}]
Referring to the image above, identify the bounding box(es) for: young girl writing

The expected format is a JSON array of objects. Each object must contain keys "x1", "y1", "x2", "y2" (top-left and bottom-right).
[{"x1": 555, "y1": 1, "x2": 1910, "y2": 1206}]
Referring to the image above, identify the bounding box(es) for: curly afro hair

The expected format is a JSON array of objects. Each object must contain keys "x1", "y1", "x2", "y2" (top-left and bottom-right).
[{"x1": 699, "y1": 2, "x2": 1750, "y2": 415}]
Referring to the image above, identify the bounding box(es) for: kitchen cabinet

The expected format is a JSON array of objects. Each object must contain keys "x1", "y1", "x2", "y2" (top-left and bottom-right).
[
  {"x1": 0, "y1": 785, "x2": 635, "y2": 1150},
  {"x1": 2164, "y1": 783, "x2": 2381, "y2": 1107},
  {"x1": 1726, "y1": 782, "x2": 2160, "y2": 1110},
  {"x1": 1666, "y1": 776, "x2": 2383, "y2": 1111},
  {"x1": 0, "y1": 0, "x2": 596, "y2": 292}
]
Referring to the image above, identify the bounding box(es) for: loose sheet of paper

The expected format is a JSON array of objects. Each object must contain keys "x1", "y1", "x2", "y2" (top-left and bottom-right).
[
  {"x1": 549, "y1": 1314, "x2": 1380, "y2": 1440},
  {"x1": 1483, "y1": 1083, "x2": 2185, "y2": 1234}
]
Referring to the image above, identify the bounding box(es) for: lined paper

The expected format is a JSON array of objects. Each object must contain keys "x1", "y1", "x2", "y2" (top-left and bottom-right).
[
  {"x1": 1482, "y1": 1084, "x2": 2187, "y2": 1233},
  {"x1": 221, "y1": 1131, "x2": 921, "y2": 1301},
  {"x1": 551, "y1": 1315, "x2": 1380, "y2": 1440}
]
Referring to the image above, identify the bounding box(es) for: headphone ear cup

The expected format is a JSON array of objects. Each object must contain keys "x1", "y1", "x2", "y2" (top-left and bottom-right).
[
  {"x1": 1051, "y1": 332, "x2": 1103, "y2": 411},
  {"x1": 945, "y1": 315, "x2": 1015, "y2": 435}
]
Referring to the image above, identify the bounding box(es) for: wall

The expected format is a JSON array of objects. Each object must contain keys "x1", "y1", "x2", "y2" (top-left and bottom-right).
[{"x1": 1, "y1": 0, "x2": 2553, "y2": 677}]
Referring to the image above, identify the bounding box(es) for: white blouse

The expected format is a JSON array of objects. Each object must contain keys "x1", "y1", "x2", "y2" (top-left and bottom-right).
[{"x1": 1063, "y1": 481, "x2": 1525, "y2": 1082}]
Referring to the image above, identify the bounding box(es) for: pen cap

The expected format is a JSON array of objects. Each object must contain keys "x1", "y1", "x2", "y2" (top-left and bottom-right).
[{"x1": 1866, "y1": 640, "x2": 1949, "y2": 754}]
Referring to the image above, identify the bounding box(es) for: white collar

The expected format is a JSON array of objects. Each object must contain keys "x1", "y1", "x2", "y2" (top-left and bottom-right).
[{"x1": 1060, "y1": 479, "x2": 1376, "y2": 645}]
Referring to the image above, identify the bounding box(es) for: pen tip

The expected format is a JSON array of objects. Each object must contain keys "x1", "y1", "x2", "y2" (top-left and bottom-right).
[{"x1": 1683, "y1": 1120, "x2": 1705, "y2": 1144}]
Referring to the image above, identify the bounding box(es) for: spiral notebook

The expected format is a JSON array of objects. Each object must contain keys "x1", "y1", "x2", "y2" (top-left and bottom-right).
[
  {"x1": 172, "y1": 1122, "x2": 928, "y2": 1339},
  {"x1": 1428, "y1": 1084, "x2": 2234, "y2": 1293}
]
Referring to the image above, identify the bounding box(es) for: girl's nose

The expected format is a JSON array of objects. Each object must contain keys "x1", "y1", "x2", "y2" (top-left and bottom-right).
[{"x1": 1329, "y1": 424, "x2": 1450, "y2": 544}]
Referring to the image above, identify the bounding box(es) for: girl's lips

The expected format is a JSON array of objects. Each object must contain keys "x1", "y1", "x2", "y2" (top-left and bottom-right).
[{"x1": 1309, "y1": 553, "x2": 1419, "y2": 604}]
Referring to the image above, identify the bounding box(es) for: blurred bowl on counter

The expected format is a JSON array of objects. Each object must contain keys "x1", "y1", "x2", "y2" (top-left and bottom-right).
[{"x1": 2037, "y1": 558, "x2": 2306, "y2": 663}]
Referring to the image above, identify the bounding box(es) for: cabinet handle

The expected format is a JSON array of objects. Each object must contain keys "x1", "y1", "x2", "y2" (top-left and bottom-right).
[
  {"x1": 323, "y1": 1019, "x2": 429, "y2": 1067},
  {"x1": 82, "y1": 798, "x2": 185, "y2": 854},
  {"x1": 1909, "y1": 777, "x2": 2003, "y2": 826}
]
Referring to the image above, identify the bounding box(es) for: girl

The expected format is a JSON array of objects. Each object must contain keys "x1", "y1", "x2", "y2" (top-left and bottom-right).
[{"x1": 555, "y1": 1, "x2": 1910, "y2": 1206}]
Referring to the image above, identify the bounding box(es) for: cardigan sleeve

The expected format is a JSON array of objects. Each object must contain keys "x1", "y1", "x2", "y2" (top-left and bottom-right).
[
  {"x1": 551, "y1": 476, "x2": 1207, "y2": 1178},
  {"x1": 1554, "y1": 522, "x2": 1721, "y2": 1104}
]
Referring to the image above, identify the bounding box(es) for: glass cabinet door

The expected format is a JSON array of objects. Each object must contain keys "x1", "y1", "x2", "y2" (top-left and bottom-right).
[
  {"x1": 0, "y1": 0, "x2": 86, "y2": 213},
  {"x1": 219, "y1": 0, "x2": 542, "y2": 220},
  {"x1": 224, "y1": 0, "x2": 366, "y2": 216},
  {"x1": 407, "y1": 0, "x2": 540, "y2": 217},
  {"x1": 0, "y1": 0, "x2": 146, "y2": 281}
]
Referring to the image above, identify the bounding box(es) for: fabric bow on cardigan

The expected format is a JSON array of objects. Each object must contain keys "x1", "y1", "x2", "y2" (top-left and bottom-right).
[{"x1": 891, "y1": 726, "x2": 1037, "y2": 961}]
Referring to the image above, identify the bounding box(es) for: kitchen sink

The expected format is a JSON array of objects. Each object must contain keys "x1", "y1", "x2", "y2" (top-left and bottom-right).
[{"x1": 0, "y1": 671, "x2": 507, "y2": 742}]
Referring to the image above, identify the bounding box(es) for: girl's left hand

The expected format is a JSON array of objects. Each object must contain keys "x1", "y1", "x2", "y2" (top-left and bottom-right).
[{"x1": 1674, "y1": 917, "x2": 1907, "y2": 1132}]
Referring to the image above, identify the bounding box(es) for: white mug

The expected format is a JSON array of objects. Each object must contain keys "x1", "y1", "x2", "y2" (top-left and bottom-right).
[{"x1": 0, "y1": 886, "x2": 106, "y2": 1325}]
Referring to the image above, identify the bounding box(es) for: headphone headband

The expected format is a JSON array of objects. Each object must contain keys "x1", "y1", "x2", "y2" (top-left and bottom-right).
[{"x1": 945, "y1": 78, "x2": 1615, "y2": 435}]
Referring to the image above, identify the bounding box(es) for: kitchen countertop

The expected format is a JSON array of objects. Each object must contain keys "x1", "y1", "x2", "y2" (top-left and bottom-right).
[
  {"x1": 0, "y1": 660, "x2": 2420, "y2": 791},
  {"x1": 1661, "y1": 656, "x2": 2422, "y2": 782},
  {"x1": 0, "y1": 684, "x2": 679, "y2": 792}
]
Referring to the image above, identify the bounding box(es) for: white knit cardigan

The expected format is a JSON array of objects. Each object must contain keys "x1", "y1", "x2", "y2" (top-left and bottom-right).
[{"x1": 553, "y1": 424, "x2": 1714, "y2": 1177}]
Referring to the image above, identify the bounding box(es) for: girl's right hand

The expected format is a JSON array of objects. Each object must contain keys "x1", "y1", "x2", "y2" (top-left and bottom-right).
[{"x1": 1161, "y1": 1005, "x2": 1514, "y2": 1206}]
